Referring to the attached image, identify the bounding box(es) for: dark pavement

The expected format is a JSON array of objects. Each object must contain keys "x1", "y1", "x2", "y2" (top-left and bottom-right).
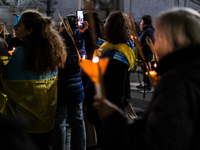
[{"x1": 128, "y1": 68, "x2": 153, "y2": 118}]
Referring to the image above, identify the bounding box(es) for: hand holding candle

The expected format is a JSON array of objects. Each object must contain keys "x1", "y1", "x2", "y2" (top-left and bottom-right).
[
  {"x1": 146, "y1": 70, "x2": 161, "y2": 87},
  {"x1": 8, "y1": 47, "x2": 15, "y2": 56}
]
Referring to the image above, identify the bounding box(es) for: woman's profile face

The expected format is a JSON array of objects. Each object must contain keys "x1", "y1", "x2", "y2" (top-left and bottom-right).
[
  {"x1": 15, "y1": 19, "x2": 32, "y2": 40},
  {"x1": 154, "y1": 29, "x2": 171, "y2": 61}
]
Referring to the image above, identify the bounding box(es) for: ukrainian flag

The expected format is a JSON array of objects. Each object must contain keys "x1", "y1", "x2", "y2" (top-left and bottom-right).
[{"x1": 0, "y1": 56, "x2": 58, "y2": 133}]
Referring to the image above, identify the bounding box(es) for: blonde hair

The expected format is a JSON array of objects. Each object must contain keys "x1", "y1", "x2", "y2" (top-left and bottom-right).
[
  {"x1": 0, "y1": 22, "x2": 9, "y2": 40},
  {"x1": 154, "y1": 7, "x2": 200, "y2": 52}
]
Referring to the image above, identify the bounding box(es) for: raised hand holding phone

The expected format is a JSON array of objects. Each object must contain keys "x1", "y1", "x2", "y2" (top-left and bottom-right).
[
  {"x1": 76, "y1": 10, "x2": 84, "y2": 28},
  {"x1": 75, "y1": 20, "x2": 89, "y2": 33}
]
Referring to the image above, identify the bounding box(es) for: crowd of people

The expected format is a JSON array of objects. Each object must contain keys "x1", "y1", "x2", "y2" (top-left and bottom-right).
[{"x1": 0, "y1": 6, "x2": 200, "y2": 150}]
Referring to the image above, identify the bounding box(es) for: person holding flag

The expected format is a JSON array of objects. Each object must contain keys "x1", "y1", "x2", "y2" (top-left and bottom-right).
[{"x1": 0, "y1": 9, "x2": 66, "y2": 150}]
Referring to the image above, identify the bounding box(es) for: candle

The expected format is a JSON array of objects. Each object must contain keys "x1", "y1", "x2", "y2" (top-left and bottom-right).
[
  {"x1": 82, "y1": 55, "x2": 86, "y2": 59},
  {"x1": 154, "y1": 63, "x2": 157, "y2": 68},
  {"x1": 146, "y1": 71, "x2": 157, "y2": 78},
  {"x1": 92, "y1": 56, "x2": 103, "y2": 97},
  {"x1": 92, "y1": 56, "x2": 99, "y2": 63},
  {"x1": 79, "y1": 57, "x2": 109, "y2": 98},
  {"x1": 13, "y1": 47, "x2": 15, "y2": 51}
]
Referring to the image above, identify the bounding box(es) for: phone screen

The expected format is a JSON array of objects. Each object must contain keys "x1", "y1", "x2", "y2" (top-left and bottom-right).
[{"x1": 76, "y1": 10, "x2": 84, "y2": 28}]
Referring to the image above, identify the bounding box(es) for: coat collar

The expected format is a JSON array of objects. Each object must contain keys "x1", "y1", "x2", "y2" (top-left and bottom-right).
[{"x1": 156, "y1": 45, "x2": 200, "y2": 75}]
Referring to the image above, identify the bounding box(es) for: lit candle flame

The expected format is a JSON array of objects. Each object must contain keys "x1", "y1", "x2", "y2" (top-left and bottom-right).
[
  {"x1": 13, "y1": 47, "x2": 16, "y2": 51},
  {"x1": 82, "y1": 55, "x2": 86, "y2": 59},
  {"x1": 92, "y1": 56, "x2": 99, "y2": 63},
  {"x1": 154, "y1": 63, "x2": 157, "y2": 68}
]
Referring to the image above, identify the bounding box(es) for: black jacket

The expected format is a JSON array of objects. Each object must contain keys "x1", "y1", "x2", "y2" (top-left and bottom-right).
[
  {"x1": 99, "y1": 45, "x2": 200, "y2": 150},
  {"x1": 57, "y1": 29, "x2": 86, "y2": 104},
  {"x1": 139, "y1": 25, "x2": 154, "y2": 57}
]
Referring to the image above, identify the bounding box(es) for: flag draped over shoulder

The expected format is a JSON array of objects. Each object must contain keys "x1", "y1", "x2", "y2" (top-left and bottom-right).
[
  {"x1": 94, "y1": 41, "x2": 135, "y2": 70},
  {"x1": 0, "y1": 57, "x2": 58, "y2": 133}
]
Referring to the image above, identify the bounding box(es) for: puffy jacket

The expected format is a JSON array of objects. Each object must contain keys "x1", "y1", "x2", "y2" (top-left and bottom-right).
[
  {"x1": 139, "y1": 25, "x2": 154, "y2": 55},
  {"x1": 57, "y1": 29, "x2": 86, "y2": 104}
]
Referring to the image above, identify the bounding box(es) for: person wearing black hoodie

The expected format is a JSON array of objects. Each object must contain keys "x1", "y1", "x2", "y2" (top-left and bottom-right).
[{"x1": 136, "y1": 15, "x2": 154, "y2": 92}]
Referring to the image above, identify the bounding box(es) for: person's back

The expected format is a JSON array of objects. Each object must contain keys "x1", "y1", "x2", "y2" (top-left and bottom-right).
[
  {"x1": 85, "y1": 12, "x2": 135, "y2": 146},
  {"x1": 0, "y1": 9, "x2": 66, "y2": 150}
]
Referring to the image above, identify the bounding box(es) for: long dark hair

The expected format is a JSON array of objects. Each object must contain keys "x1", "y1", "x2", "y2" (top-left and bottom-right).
[
  {"x1": 103, "y1": 11, "x2": 130, "y2": 44},
  {"x1": 20, "y1": 10, "x2": 66, "y2": 75}
]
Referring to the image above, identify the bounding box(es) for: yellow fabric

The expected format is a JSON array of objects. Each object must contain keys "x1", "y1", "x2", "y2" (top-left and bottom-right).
[
  {"x1": 0, "y1": 56, "x2": 9, "y2": 65},
  {"x1": 0, "y1": 68, "x2": 58, "y2": 133},
  {"x1": 0, "y1": 56, "x2": 8, "y2": 112},
  {"x1": 133, "y1": 46, "x2": 155, "y2": 66},
  {"x1": 94, "y1": 42, "x2": 135, "y2": 70}
]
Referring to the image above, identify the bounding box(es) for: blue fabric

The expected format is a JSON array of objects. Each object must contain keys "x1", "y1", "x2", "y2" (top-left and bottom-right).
[
  {"x1": 3, "y1": 46, "x2": 57, "y2": 80},
  {"x1": 14, "y1": 14, "x2": 20, "y2": 26},
  {"x1": 52, "y1": 101, "x2": 86, "y2": 150},
  {"x1": 13, "y1": 14, "x2": 20, "y2": 38},
  {"x1": 57, "y1": 29, "x2": 86, "y2": 104},
  {"x1": 101, "y1": 50, "x2": 129, "y2": 66},
  {"x1": 100, "y1": 40, "x2": 134, "y2": 68},
  {"x1": 97, "y1": 38, "x2": 106, "y2": 46}
]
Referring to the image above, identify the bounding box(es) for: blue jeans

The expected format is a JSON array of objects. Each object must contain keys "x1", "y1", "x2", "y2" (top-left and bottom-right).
[{"x1": 52, "y1": 101, "x2": 86, "y2": 150}]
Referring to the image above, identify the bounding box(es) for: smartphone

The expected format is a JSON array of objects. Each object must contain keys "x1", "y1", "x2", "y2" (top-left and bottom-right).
[{"x1": 76, "y1": 10, "x2": 84, "y2": 28}]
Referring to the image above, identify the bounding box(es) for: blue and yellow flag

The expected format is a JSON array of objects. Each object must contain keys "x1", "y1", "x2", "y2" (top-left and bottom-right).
[{"x1": 0, "y1": 57, "x2": 58, "y2": 133}]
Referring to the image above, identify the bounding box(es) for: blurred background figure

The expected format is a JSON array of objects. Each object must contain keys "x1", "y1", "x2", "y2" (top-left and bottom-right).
[
  {"x1": 58, "y1": 22, "x2": 65, "y2": 33},
  {"x1": 136, "y1": 15, "x2": 154, "y2": 92},
  {"x1": 0, "y1": 36, "x2": 8, "y2": 56},
  {"x1": 7, "y1": 25, "x2": 21, "y2": 52},
  {"x1": 82, "y1": 12, "x2": 104, "y2": 60},
  {"x1": 0, "y1": 22, "x2": 12, "y2": 45}
]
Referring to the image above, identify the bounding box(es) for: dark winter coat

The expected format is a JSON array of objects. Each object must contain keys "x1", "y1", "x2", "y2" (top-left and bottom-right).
[
  {"x1": 139, "y1": 25, "x2": 154, "y2": 59},
  {"x1": 57, "y1": 29, "x2": 86, "y2": 105},
  {"x1": 86, "y1": 40, "x2": 134, "y2": 127},
  {"x1": 99, "y1": 45, "x2": 200, "y2": 150}
]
